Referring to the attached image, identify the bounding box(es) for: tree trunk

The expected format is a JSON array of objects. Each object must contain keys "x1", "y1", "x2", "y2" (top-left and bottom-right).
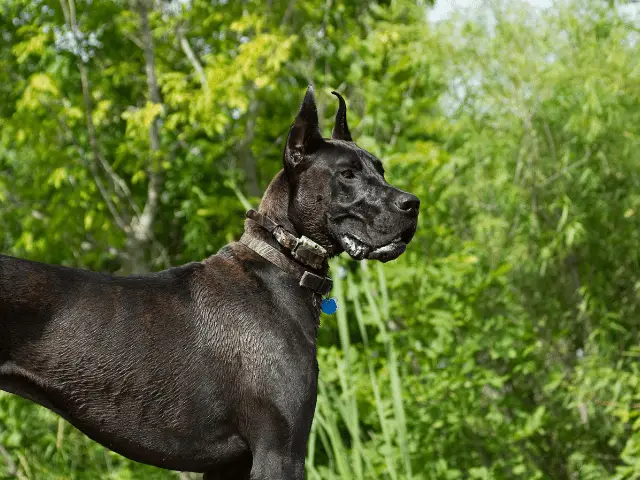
[{"x1": 125, "y1": 0, "x2": 165, "y2": 274}]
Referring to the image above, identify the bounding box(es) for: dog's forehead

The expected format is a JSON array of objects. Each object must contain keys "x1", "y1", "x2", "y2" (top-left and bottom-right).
[{"x1": 321, "y1": 139, "x2": 385, "y2": 176}]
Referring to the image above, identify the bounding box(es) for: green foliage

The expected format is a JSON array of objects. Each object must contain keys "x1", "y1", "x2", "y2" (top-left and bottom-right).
[{"x1": 1, "y1": 0, "x2": 640, "y2": 478}]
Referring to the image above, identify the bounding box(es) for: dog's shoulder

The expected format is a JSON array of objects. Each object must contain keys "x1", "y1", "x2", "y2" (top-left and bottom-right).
[
  {"x1": 196, "y1": 243, "x2": 258, "y2": 287},
  {"x1": 125, "y1": 261, "x2": 204, "y2": 283}
]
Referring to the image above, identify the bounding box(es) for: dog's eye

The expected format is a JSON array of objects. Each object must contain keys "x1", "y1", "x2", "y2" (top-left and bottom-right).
[{"x1": 340, "y1": 170, "x2": 355, "y2": 179}]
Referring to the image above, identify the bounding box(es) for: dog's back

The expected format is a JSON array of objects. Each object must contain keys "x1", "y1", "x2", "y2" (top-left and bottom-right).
[
  {"x1": 0, "y1": 254, "x2": 197, "y2": 361},
  {"x1": 0, "y1": 254, "x2": 86, "y2": 363}
]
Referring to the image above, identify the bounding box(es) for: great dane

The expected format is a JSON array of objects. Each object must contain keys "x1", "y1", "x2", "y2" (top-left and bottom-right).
[{"x1": 0, "y1": 86, "x2": 419, "y2": 479}]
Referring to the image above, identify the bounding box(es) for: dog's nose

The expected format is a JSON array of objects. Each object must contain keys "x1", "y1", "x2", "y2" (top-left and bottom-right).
[{"x1": 395, "y1": 193, "x2": 420, "y2": 213}]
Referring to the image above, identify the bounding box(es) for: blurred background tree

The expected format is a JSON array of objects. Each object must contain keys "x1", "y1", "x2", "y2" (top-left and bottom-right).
[{"x1": 0, "y1": 0, "x2": 639, "y2": 478}]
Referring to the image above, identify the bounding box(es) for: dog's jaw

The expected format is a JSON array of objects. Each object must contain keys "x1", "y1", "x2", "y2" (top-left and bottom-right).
[
  {"x1": 340, "y1": 234, "x2": 407, "y2": 262},
  {"x1": 367, "y1": 240, "x2": 407, "y2": 262}
]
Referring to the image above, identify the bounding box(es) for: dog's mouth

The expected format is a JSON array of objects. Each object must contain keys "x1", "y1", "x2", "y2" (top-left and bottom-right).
[{"x1": 340, "y1": 234, "x2": 407, "y2": 263}]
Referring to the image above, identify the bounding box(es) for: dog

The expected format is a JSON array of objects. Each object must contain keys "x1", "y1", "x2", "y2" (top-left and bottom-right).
[{"x1": 0, "y1": 86, "x2": 419, "y2": 479}]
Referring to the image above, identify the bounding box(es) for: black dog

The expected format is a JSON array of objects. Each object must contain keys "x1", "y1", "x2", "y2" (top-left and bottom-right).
[{"x1": 0, "y1": 86, "x2": 419, "y2": 479}]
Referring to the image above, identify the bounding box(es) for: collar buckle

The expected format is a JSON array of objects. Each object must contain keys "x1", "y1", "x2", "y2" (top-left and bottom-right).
[
  {"x1": 300, "y1": 271, "x2": 333, "y2": 296},
  {"x1": 246, "y1": 209, "x2": 329, "y2": 270},
  {"x1": 292, "y1": 236, "x2": 328, "y2": 270},
  {"x1": 239, "y1": 234, "x2": 333, "y2": 296}
]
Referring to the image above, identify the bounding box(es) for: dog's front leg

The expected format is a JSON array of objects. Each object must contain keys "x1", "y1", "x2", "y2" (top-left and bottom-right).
[
  {"x1": 200, "y1": 439, "x2": 304, "y2": 480},
  {"x1": 249, "y1": 441, "x2": 306, "y2": 480},
  {"x1": 244, "y1": 414, "x2": 309, "y2": 480},
  {"x1": 201, "y1": 458, "x2": 251, "y2": 480}
]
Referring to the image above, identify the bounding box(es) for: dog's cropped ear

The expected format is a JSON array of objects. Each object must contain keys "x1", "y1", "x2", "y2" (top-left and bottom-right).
[
  {"x1": 284, "y1": 85, "x2": 324, "y2": 170},
  {"x1": 331, "y1": 91, "x2": 352, "y2": 142}
]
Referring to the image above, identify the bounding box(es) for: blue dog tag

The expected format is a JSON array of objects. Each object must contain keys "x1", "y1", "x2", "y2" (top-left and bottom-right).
[{"x1": 321, "y1": 298, "x2": 338, "y2": 315}]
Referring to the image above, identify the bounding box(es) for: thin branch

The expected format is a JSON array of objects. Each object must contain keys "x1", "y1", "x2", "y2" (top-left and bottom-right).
[
  {"x1": 59, "y1": 0, "x2": 70, "y2": 23},
  {"x1": 566, "y1": 253, "x2": 592, "y2": 348},
  {"x1": 543, "y1": 121, "x2": 557, "y2": 165},
  {"x1": 123, "y1": 30, "x2": 145, "y2": 50},
  {"x1": 67, "y1": 0, "x2": 76, "y2": 25},
  {"x1": 0, "y1": 445, "x2": 25, "y2": 480},
  {"x1": 48, "y1": 104, "x2": 129, "y2": 231},
  {"x1": 77, "y1": 60, "x2": 140, "y2": 217},
  {"x1": 389, "y1": 70, "x2": 421, "y2": 149},
  {"x1": 0, "y1": 444, "x2": 17, "y2": 476},
  {"x1": 540, "y1": 148, "x2": 591, "y2": 189},
  {"x1": 60, "y1": 0, "x2": 140, "y2": 221},
  {"x1": 281, "y1": 0, "x2": 296, "y2": 25},
  {"x1": 176, "y1": 27, "x2": 209, "y2": 94},
  {"x1": 235, "y1": 88, "x2": 261, "y2": 197}
]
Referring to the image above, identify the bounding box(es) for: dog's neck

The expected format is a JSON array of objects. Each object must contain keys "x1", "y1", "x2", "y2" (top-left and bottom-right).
[
  {"x1": 243, "y1": 170, "x2": 329, "y2": 276},
  {"x1": 255, "y1": 170, "x2": 298, "y2": 236}
]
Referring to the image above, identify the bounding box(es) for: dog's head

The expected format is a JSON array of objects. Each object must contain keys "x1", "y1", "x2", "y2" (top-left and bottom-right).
[{"x1": 282, "y1": 86, "x2": 419, "y2": 263}]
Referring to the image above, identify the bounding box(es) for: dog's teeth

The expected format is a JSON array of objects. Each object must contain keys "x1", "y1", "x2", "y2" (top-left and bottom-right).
[
  {"x1": 342, "y1": 235, "x2": 365, "y2": 258},
  {"x1": 371, "y1": 243, "x2": 396, "y2": 254}
]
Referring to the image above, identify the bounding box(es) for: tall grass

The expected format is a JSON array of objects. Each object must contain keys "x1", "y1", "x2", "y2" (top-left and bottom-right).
[{"x1": 307, "y1": 260, "x2": 413, "y2": 479}]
